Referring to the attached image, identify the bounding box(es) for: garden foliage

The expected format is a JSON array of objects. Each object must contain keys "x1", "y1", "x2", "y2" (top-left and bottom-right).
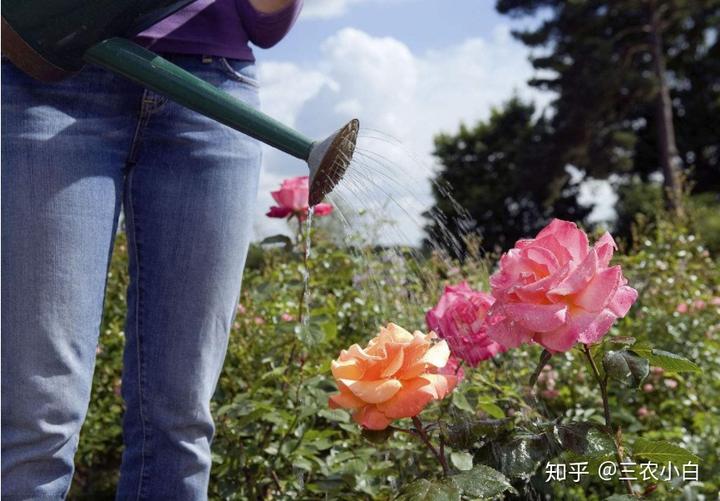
[{"x1": 71, "y1": 217, "x2": 719, "y2": 500}]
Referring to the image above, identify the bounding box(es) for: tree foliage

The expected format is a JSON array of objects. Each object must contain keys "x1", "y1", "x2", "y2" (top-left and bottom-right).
[
  {"x1": 496, "y1": 0, "x2": 719, "y2": 191},
  {"x1": 427, "y1": 0, "x2": 719, "y2": 252},
  {"x1": 426, "y1": 97, "x2": 589, "y2": 254}
]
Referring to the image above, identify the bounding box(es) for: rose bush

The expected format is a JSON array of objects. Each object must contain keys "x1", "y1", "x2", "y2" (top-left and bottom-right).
[{"x1": 70, "y1": 216, "x2": 719, "y2": 499}]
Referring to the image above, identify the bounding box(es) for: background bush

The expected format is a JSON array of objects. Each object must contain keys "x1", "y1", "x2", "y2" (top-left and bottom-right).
[{"x1": 69, "y1": 217, "x2": 719, "y2": 500}]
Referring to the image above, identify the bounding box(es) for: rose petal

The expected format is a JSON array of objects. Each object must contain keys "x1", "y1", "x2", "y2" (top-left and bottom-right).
[
  {"x1": 352, "y1": 406, "x2": 392, "y2": 430},
  {"x1": 594, "y1": 232, "x2": 617, "y2": 267},
  {"x1": 331, "y1": 359, "x2": 364, "y2": 380},
  {"x1": 328, "y1": 390, "x2": 365, "y2": 410},
  {"x1": 534, "y1": 326, "x2": 581, "y2": 353},
  {"x1": 576, "y1": 309, "x2": 618, "y2": 345},
  {"x1": 502, "y1": 303, "x2": 568, "y2": 333},
  {"x1": 380, "y1": 344, "x2": 405, "y2": 378},
  {"x1": 419, "y1": 373, "x2": 457, "y2": 400},
  {"x1": 313, "y1": 203, "x2": 333, "y2": 216},
  {"x1": 537, "y1": 219, "x2": 589, "y2": 263},
  {"x1": 376, "y1": 378, "x2": 435, "y2": 419},
  {"x1": 549, "y1": 249, "x2": 598, "y2": 297},
  {"x1": 485, "y1": 310, "x2": 534, "y2": 349},
  {"x1": 266, "y1": 206, "x2": 293, "y2": 218},
  {"x1": 340, "y1": 378, "x2": 402, "y2": 404},
  {"x1": 420, "y1": 340, "x2": 450, "y2": 368},
  {"x1": 607, "y1": 285, "x2": 638, "y2": 317},
  {"x1": 574, "y1": 266, "x2": 621, "y2": 312}
]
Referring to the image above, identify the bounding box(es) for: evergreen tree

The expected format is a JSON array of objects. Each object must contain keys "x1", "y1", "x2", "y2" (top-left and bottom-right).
[{"x1": 496, "y1": 0, "x2": 720, "y2": 215}]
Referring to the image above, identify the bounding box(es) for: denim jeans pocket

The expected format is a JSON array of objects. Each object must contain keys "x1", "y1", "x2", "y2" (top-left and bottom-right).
[{"x1": 218, "y1": 58, "x2": 259, "y2": 88}]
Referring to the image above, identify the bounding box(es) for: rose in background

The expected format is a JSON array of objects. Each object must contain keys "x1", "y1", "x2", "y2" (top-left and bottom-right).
[
  {"x1": 425, "y1": 282, "x2": 506, "y2": 366},
  {"x1": 266, "y1": 176, "x2": 333, "y2": 221},
  {"x1": 329, "y1": 323, "x2": 457, "y2": 430},
  {"x1": 486, "y1": 219, "x2": 638, "y2": 352}
]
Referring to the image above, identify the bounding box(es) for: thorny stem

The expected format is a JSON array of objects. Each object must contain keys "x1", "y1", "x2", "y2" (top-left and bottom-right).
[
  {"x1": 284, "y1": 215, "x2": 310, "y2": 372},
  {"x1": 412, "y1": 416, "x2": 450, "y2": 477},
  {"x1": 582, "y1": 344, "x2": 636, "y2": 498}
]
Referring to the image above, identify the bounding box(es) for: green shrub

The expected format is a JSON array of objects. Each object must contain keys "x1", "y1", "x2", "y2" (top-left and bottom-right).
[{"x1": 70, "y1": 219, "x2": 720, "y2": 500}]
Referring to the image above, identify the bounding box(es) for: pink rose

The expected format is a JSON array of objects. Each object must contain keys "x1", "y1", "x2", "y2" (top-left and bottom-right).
[
  {"x1": 711, "y1": 297, "x2": 720, "y2": 306},
  {"x1": 426, "y1": 282, "x2": 507, "y2": 367},
  {"x1": 486, "y1": 219, "x2": 638, "y2": 353},
  {"x1": 281, "y1": 312, "x2": 294, "y2": 322},
  {"x1": 676, "y1": 303, "x2": 689, "y2": 313},
  {"x1": 266, "y1": 176, "x2": 333, "y2": 221},
  {"x1": 438, "y1": 355, "x2": 465, "y2": 381},
  {"x1": 642, "y1": 383, "x2": 654, "y2": 393},
  {"x1": 663, "y1": 379, "x2": 678, "y2": 389},
  {"x1": 692, "y1": 299, "x2": 706, "y2": 311}
]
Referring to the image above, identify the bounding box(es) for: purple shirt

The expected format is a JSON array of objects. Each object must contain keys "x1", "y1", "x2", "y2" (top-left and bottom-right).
[{"x1": 135, "y1": 0, "x2": 302, "y2": 61}]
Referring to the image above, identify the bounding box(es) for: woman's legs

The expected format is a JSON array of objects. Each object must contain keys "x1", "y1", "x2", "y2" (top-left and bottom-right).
[
  {"x1": 115, "y1": 56, "x2": 261, "y2": 500},
  {"x1": 1, "y1": 62, "x2": 138, "y2": 498}
]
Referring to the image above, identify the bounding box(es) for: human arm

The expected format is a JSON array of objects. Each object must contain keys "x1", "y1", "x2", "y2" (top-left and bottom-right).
[{"x1": 237, "y1": 0, "x2": 303, "y2": 49}]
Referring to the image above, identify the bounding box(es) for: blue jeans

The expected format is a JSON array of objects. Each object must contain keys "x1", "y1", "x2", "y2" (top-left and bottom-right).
[{"x1": 1, "y1": 55, "x2": 261, "y2": 500}]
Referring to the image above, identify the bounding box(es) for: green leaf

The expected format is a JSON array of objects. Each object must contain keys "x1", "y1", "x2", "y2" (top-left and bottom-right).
[
  {"x1": 629, "y1": 346, "x2": 701, "y2": 373},
  {"x1": 295, "y1": 324, "x2": 324, "y2": 347},
  {"x1": 632, "y1": 438, "x2": 701, "y2": 464},
  {"x1": 317, "y1": 408, "x2": 350, "y2": 423},
  {"x1": 449, "y1": 464, "x2": 515, "y2": 498},
  {"x1": 441, "y1": 418, "x2": 512, "y2": 450},
  {"x1": 451, "y1": 392, "x2": 474, "y2": 413},
  {"x1": 260, "y1": 234, "x2": 293, "y2": 249},
  {"x1": 555, "y1": 422, "x2": 613, "y2": 457},
  {"x1": 396, "y1": 479, "x2": 461, "y2": 501},
  {"x1": 450, "y1": 451, "x2": 474, "y2": 471},
  {"x1": 602, "y1": 350, "x2": 649, "y2": 387},
  {"x1": 477, "y1": 400, "x2": 505, "y2": 419},
  {"x1": 605, "y1": 495, "x2": 637, "y2": 501}
]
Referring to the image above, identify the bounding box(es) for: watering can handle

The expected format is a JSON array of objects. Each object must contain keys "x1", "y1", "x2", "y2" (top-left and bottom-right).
[{"x1": 84, "y1": 38, "x2": 314, "y2": 161}]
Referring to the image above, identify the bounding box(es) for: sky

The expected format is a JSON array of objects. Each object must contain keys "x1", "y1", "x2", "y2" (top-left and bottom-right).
[{"x1": 251, "y1": 0, "x2": 613, "y2": 244}]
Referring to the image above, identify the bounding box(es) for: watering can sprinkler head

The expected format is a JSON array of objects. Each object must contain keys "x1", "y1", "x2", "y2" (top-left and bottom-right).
[{"x1": 307, "y1": 119, "x2": 359, "y2": 207}]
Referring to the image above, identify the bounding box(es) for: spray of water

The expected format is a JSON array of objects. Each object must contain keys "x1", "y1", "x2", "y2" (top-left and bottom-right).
[
  {"x1": 299, "y1": 205, "x2": 314, "y2": 334},
  {"x1": 313, "y1": 128, "x2": 554, "y2": 421}
]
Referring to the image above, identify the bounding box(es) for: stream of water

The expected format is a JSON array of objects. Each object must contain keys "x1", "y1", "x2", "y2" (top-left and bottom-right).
[{"x1": 300, "y1": 127, "x2": 550, "y2": 416}]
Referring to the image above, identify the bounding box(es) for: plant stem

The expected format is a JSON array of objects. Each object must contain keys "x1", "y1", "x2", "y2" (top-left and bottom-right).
[
  {"x1": 411, "y1": 416, "x2": 450, "y2": 477},
  {"x1": 582, "y1": 344, "x2": 636, "y2": 497}
]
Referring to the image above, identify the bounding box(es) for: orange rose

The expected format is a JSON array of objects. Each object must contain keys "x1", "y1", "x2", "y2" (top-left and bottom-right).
[{"x1": 328, "y1": 323, "x2": 458, "y2": 430}]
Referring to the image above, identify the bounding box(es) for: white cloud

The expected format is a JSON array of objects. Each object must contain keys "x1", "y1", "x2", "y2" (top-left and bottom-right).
[
  {"x1": 301, "y1": 0, "x2": 363, "y2": 19},
  {"x1": 255, "y1": 26, "x2": 547, "y2": 244}
]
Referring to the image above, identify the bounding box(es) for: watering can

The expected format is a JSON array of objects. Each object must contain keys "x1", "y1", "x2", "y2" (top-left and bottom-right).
[{"x1": 1, "y1": 0, "x2": 358, "y2": 205}]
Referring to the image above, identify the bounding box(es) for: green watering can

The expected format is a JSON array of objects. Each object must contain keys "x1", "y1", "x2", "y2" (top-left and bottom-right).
[{"x1": 1, "y1": 0, "x2": 358, "y2": 205}]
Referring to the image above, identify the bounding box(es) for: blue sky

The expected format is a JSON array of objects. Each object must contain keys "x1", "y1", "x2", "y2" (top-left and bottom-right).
[
  {"x1": 269, "y1": 0, "x2": 512, "y2": 62},
  {"x1": 252, "y1": 0, "x2": 597, "y2": 244}
]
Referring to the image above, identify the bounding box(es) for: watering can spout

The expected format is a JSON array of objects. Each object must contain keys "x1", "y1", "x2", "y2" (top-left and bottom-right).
[{"x1": 308, "y1": 119, "x2": 359, "y2": 206}]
